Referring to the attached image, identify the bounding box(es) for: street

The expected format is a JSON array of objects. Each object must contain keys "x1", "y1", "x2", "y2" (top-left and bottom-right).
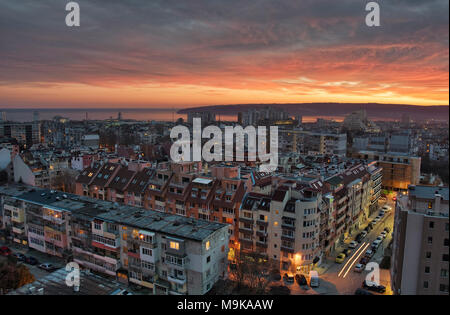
[{"x1": 281, "y1": 196, "x2": 396, "y2": 295}]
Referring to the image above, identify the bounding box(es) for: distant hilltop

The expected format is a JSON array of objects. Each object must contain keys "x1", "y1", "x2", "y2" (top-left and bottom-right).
[{"x1": 178, "y1": 103, "x2": 449, "y2": 121}]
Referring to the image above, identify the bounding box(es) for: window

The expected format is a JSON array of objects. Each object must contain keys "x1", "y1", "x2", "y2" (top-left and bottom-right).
[
  {"x1": 444, "y1": 239, "x2": 449, "y2": 247},
  {"x1": 429, "y1": 221, "x2": 434, "y2": 229},
  {"x1": 443, "y1": 254, "x2": 449, "y2": 262},
  {"x1": 94, "y1": 222, "x2": 102, "y2": 230},
  {"x1": 440, "y1": 269, "x2": 448, "y2": 278},
  {"x1": 439, "y1": 284, "x2": 449, "y2": 293},
  {"x1": 142, "y1": 248, "x2": 152, "y2": 256},
  {"x1": 205, "y1": 241, "x2": 210, "y2": 251},
  {"x1": 428, "y1": 237, "x2": 433, "y2": 244},
  {"x1": 426, "y1": 252, "x2": 432, "y2": 259},
  {"x1": 169, "y1": 241, "x2": 179, "y2": 250},
  {"x1": 206, "y1": 256, "x2": 211, "y2": 263},
  {"x1": 428, "y1": 202, "x2": 433, "y2": 209},
  {"x1": 423, "y1": 281, "x2": 429, "y2": 289},
  {"x1": 425, "y1": 266, "x2": 430, "y2": 274}
]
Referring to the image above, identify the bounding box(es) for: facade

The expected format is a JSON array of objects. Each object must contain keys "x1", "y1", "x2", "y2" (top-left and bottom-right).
[
  {"x1": 352, "y1": 151, "x2": 421, "y2": 191},
  {"x1": 0, "y1": 185, "x2": 230, "y2": 295},
  {"x1": 391, "y1": 185, "x2": 449, "y2": 295},
  {"x1": 0, "y1": 121, "x2": 41, "y2": 148}
]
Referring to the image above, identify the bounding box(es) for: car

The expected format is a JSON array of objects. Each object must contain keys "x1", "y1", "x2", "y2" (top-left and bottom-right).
[
  {"x1": 379, "y1": 211, "x2": 385, "y2": 216},
  {"x1": 0, "y1": 246, "x2": 12, "y2": 256},
  {"x1": 335, "y1": 253, "x2": 346, "y2": 263},
  {"x1": 376, "y1": 236, "x2": 383, "y2": 242},
  {"x1": 363, "y1": 280, "x2": 386, "y2": 293},
  {"x1": 372, "y1": 239, "x2": 382, "y2": 249},
  {"x1": 355, "y1": 233, "x2": 364, "y2": 243},
  {"x1": 380, "y1": 231, "x2": 387, "y2": 238},
  {"x1": 354, "y1": 288, "x2": 374, "y2": 295},
  {"x1": 39, "y1": 263, "x2": 58, "y2": 272},
  {"x1": 283, "y1": 273, "x2": 295, "y2": 283},
  {"x1": 295, "y1": 274, "x2": 307, "y2": 286},
  {"x1": 382, "y1": 205, "x2": 392, "y2": 212},
  {"x1": 25, "y1": 256, "x2": 39, "y2": 265},
  {"x1": 349, "y1": 241, "x2": 358, "y2": 249},
  {"x1": 12, "y1": 252, "x2": 26, "y2": 261},
  {"x1": 365, "y1": 249, "x2": 374, "y2": 258},
  {"x1": 354, "y1": 263, "x2": 365, "y2": 273},
  {"x1": 372, "y1": 218, "x2": 380, "y2": 224},
  {"x1": 361, "y1": 231, "x2": 368, "y2": 238},
  {"x1": 309, "y1": 271, "x2": 320, "y2": 288},
  {"x1": 384, "y1": 227, "x2": 391, "y2": 233},
  {"x1": 359, "y1": 257, "x2": 370, "y2": 265},
  {"x1": 342, "y1": 248, "x2": 352, "y2": 257}
]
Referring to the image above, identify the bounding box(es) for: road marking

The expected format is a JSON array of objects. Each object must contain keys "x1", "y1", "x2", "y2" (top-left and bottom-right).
[
  {"x1": 337, "y1": 242, "x2": 368, "y2": 278},
  {"x1": 342, "y1": 242, "x2": 371, "y2": 278}
]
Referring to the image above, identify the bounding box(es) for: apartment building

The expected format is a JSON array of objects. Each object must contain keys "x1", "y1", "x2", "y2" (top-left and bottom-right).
[
  {"x1": 0, "y1": 120, "x2": 41, "y2": 149},
  {"x1": 391, "y1": 185, "x2": 449, "y2": 295},
  {"x1": 239, "y1": 183, "x2": 322, "y2": 274},
  {"x1": 353, "y1": 150, "x2": 421, "y2": 191},
  {"x1": 0, "y1": 185, "x2": 229, "y2": 295}
]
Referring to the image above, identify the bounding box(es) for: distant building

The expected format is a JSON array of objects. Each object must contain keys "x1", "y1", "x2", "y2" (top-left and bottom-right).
[
  {"x1": 187, "y1": 112, "x2": 215, "y2": 125},
  {"x1": 343, "y1": 110, "x2": 379, "y2": 132},
  {"x1": 352, "y1": 151, "x2": 421, "y2": 191},
  {"x1": 81, "y1": 134, "x2": 100, "y2": 150},
  {"x1": 0, "y1": 121, "x2": 41, "y2": 149},
  {"x1": 391, "y1": 185, "x2": 449, "y2": 295}
]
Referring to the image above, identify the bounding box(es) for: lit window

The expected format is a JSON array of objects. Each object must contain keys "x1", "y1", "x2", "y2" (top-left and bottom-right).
[
  {"x1": 88, "y1": 172, "x2": 93, "y2": 177},
  {"x1": 274, "y1": 221, "x2": 278, "y2": 227},
  {"x1": 205, "y1": 241, "x2": 210, "y2": 251},
  {"x1": 170, "y1": 241, "x2": 179, "y2": 250}
]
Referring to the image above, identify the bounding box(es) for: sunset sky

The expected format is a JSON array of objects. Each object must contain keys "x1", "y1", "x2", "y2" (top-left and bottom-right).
[{"x1": 0, "y1": 0, "x2": 448, "y2": 108}]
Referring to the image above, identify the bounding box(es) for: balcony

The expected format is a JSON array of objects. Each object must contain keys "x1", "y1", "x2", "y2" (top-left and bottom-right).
[
  {"x1": 168, "y1": 275, "x2": 186, "y2": 285},
  {"x1": 12, "y1": 226, "x2": 25, "y2": 235}
]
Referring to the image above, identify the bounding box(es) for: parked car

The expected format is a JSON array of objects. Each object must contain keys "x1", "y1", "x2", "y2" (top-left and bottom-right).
[
  {"x1": 25, "y1": 256, "x2": 39, "y2": 265},
  {"x1": 283, "y1": 272, "x2": 295, "y2": 283},
  {"x1": 365, "y1": 249, "x2": 374, "y2": 258},
  {"x1": 354, "y1": 263, "x2": 365, "y2": 273},
  {"x1": 382, "y1": 205, "x2": 392, "y2": 212},
  {"x1": 308, "y1": 271, "x2": 320, "y2": 288},
  {"x1": 0, "y1": 246, "x2": 12, "y2": 256},
  {"x1": 349, "y1": 241, "x2": 358, "y2": 249},
  {"x1": 380, "y1": 231, "x2": 387, "y2": 238},
  {"x1": 342, "y1": 248, "x2": 352, "y2": 257},
  {"x1": 376, "y1": 236, "x2": 383, "y2": 242},
  {"x1": 361, "y1": 231, "x2": 368, "y2": 238},
  {"x1": 359, "y1": 257, "x2": 370, "y2": 265},
  {"x1": 12, "y1": 252, "x2": 26, "y2": 261},
  {"x1": 39, "y1": 263, "x2": 58, "y2": 272},
  {"x1": 384, "y1": 227, "x2": 391, "y2": 233},
  {"x1": 372, "y1": 240, "x2": 382, "y2": 250},
  {"x1": 335, "y1": 253, "x2": 346, "y2": 263},
  {"x1": 295, "y1": 274, "x2": 307, "y2": 286},
  {"x1": 355, "y1": 288, "x2": 374, "y2": 295},
  {"x1": 363, "y1": 280, "x2": 386, "y2": 293}
]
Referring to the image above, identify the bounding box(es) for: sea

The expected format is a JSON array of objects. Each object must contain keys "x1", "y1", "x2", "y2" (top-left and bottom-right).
[{"x1": 0, "y1": 108, "x2": 345, "y2": 123}]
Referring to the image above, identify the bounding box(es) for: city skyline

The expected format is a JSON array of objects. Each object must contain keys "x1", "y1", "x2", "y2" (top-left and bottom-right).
[{"x1": 0, "y1": 0, "x2": 449, "y2": 108}]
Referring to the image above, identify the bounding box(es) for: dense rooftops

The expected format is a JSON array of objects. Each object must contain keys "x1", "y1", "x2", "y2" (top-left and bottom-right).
[{"x1": 0, "y1": 185, "x2": 227, "y2": 241}]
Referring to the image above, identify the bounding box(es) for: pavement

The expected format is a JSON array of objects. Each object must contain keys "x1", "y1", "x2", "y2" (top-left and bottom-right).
[{"x1": 0, "y1": 240, "x2": 66, "y2": 283}]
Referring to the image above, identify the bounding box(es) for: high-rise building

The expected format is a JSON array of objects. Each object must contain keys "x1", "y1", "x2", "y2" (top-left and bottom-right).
[{"x1": 391, "y1": 185, "x2": 449, "y2": 295}]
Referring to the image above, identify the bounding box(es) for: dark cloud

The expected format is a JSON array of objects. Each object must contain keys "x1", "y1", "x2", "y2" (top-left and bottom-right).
[{"x1": 0, "y1": 0, "x2": 448, "y2": 89}]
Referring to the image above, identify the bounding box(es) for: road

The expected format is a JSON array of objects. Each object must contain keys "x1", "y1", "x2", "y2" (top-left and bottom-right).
[
  {"x1": 0, "y1": 241, "x2": 65, "y2": 284},
  {"x1": 282, "y1": 196, "x2": 396, "y2": 295}
]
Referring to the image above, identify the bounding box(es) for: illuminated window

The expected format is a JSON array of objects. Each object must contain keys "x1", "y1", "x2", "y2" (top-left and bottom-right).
[
  {"x1": 170, "y1": 241, "x2": 180, "y2": 250},
  {"x1": 205, "y1": 241, "x2": 210, "y2": 251},
  {"x1": 274, "y1": 221, "x2": 278, "y2": 227},
  {"x1": 88, "y1": 172, "x2": 93, "y2": 177},
  {"x1": 428, "y1": 202, "x2": 433, "y2": 209}
]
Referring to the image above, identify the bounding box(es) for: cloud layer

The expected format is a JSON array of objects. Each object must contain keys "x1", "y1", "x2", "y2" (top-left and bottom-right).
[{"x1": 0, "y1": 0, "x2": 448, "y2": 107}]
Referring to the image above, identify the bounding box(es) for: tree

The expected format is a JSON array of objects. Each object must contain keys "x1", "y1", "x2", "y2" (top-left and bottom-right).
[
  {"x1": 228, "y1": 251, "x2": 274, "y2": 294},
  {"x1": 51, "y1": 169, "x2": 78, "y2": 193},
  {"x1": 0, "y1": 259, "x2": 35, "y2": 293}
]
